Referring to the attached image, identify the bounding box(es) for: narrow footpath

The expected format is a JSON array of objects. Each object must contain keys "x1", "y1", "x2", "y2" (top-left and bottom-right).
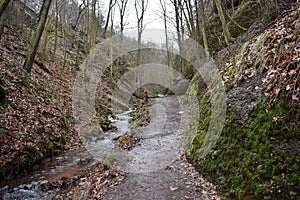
[{"x1": 104, "y1": 96, "x2": 222, "y2": 200}]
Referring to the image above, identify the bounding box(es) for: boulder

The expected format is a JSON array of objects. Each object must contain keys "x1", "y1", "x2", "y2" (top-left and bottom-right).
[{"x1": 170, "y1": 79, "x2": 189, "y2": 95}]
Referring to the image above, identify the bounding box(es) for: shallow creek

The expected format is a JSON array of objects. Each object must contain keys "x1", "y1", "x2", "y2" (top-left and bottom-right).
[{"x1": 0, "y1": 109, "x2": 133, "y2": 199}]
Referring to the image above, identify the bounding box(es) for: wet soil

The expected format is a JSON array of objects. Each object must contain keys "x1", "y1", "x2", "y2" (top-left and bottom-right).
[
  {"x1": 104, "y1": 96, "x2": 220, "y2": 200},
  {"x1": 0, "y1": 96, "x2": 221, "y2": 200}
]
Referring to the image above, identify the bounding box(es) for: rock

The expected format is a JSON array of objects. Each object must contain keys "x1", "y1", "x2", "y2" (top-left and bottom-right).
[
  {"x1": 170, "y1": 79, "x2": 189, "y2": 95},
  {"x1": 2, "y1": 189, "x2": 37, "y2": 200},
  {"x1": 23, "y1": 184, "x2": 33, "y2": 190},
  {"x1": 257, "y1": 165, "x2": 263, "y2": 171},
  {"x1": 56, "y1": 157, "x2": 64, "y2": 162},
  {"x1": 110, "y1": 132, "x2": 125, "y2": 141},
  {"x1": 31, "y1": 181, "x2": 39, "y2": 189},
  {"x1": 0, "y1": 185, "x2": 10, "y2": 194},
  {"x1": 40, "y1": 180, "x2": 50, "y2": 191}
]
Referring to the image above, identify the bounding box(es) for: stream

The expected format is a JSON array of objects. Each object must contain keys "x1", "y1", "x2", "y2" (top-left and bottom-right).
[
  {"x1": 0, "y1": 96, "x2": 220, "y2": 200},
  {"x1": 0, "y1": 109, "x2": 133, "y2": 200}
]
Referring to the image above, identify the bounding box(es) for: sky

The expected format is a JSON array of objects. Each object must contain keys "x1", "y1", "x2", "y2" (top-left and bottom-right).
[
  {"x1": 101, "y1": 0, "x2": 167, "y2": 30},
  {"x1": 101, "y1": 0, "x2": 177, "y2": 45}
]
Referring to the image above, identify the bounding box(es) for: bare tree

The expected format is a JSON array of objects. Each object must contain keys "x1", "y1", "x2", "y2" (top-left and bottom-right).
[
  {"x1": 109, "y1": 0, "x2": 116, "y2": 78},
  {"x1": 0, "y1": 0, "x2": 12, "y2": 39},
  {"x1": 159, "y1": 0, "x2": 171, "y2": 67},
  {"x1": 72, "y1": 2, "x2": 86, "y2": 30},
  {"x1": 171, "y1": 0, "x2": 183, "y2": 71},
  {"x1": 215, "y1": 0, "x2": 231, "y2": 46},
  {"x1": 91, "y1": 0, "x2": 97, "y2": 45},
  {"x1": 23, "y1": 0, "x2": 52, "y2": 73},
  {"x1": 183, "y1": 0, "x2": 196, "y2": 37},
  {"x1": 117, "y1": 0, "x2": 129, "y2": 34},
  {"x1": 135, "y1": 0, "x2": 148, "y2": 67},
  {"x1": 103, "y1": 0, "x2": 116, "y2": 38},
  {"x1": 197, "y1": 0, "x2": 209, "y2": 55},
  {"x1": 0, "y1": 0, "x2": 11, "y2": 18},
  {"x1": 83, "y1": 0, "x2": 90, "y2": 52},
  {"x1": 52, "y1": 0, "x2": 59, "y2": 59}
]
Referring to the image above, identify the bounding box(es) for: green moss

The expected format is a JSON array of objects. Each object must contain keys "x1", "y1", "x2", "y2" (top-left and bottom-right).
[
  {"x1": 187, "y1": 95, "x2": 300, "y2": 199},
  {"x1": 186, "y1": 92, "x2": 211, "y2": 164},
  {"x1": 226, "y1": 66, "x2": 239, "y2": 76},
  {"x1": 0, "y1": 129, "x2": 66, "y2": 184},
  {"x1": 188, "y1": 83, "x2": 199, "y2": 103},
  {"x1": 102, "y1": 154, "x2": 114, "y2": 170},
  {"x1": 117, "y1": 134, "x2": 128, "y2": 142},
  {"x1": 98, "y1": 117, "x2": 114, "y2": 131}
]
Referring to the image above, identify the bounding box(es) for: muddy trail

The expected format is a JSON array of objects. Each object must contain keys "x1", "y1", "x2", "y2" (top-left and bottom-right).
[
  {"x1": 103, "y1": 96, "x2": 220, "y2": 200},
  {"x1": 0, "y1": 96, "x2": 221, "y2": 200}
]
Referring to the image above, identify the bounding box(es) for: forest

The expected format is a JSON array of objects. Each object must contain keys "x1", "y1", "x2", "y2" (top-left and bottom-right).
[{"x1": 0, "y1": 0, "x2": 299, "y2": 199}]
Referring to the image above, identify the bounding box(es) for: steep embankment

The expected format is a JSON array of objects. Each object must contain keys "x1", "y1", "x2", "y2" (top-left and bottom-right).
[
  {"x1": 0, "y1": 22, "x2": 152, "y2": 195},
  {"x1": 0, "y1": 25, "x2": 115, "y2": 185},
  {"x1": 0, "y1": 26, "x2": 79, "y2": 183},
  {"x1": 187, "y1": 8, "x2": 299, "y2": 199}
]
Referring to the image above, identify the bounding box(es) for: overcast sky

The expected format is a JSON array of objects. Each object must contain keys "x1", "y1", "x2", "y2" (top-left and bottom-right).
[
  {"x1": 102, "y1": 0, "x2": 166, "y2": 30},
  {"x1": 101, "y1": 0, "x2": 177, "y2": 45}
]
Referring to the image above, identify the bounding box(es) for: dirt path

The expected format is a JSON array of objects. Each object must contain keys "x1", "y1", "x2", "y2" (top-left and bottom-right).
[
  {"x1": 0, "y1": 96, "x2": 222, "y2": 200},
  {"x1": 104, "y1": 96, "x2": 221, "y2": 200}
]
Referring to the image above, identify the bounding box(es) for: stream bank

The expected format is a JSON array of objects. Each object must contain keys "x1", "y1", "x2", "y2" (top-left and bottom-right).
[
  {"x1": 0, "y1": 95, "x2": 223, "y2": 200},
  {"x1": 0, "y1": 109, "x2": 133, "y2": 199}
]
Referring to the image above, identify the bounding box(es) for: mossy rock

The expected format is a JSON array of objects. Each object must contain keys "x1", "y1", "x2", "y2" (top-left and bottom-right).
[
  {"x1": 98, "y1": 117, "x2": 114, "y2": 131},
  {"x1": 186, "y1": 92, "x2": 212, "y2": 163},
  {"x1": 187, "y1": 94, "x2": 300, "y2": 199},
  {"x1": 170, "y1": 79, "x2": 189, "y2": 95}
]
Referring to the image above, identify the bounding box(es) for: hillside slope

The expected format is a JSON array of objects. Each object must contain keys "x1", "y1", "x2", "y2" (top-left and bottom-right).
[
  {"x1": 187, "y1": 7, "x2": 299, "y2": 199},
  {"x1": 0, "y1": 24, "x2": 116, "y2": 184},
  {"x1": 0, "y1": 25, "x2": 82, "y2": 184}
]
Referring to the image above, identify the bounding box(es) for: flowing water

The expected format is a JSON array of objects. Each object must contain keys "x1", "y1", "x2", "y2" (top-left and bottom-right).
[
  {"x1": 0, "y1": 96, "x2": 221, "y2": 200},
  {"x1": 0, "y1": 109, "x2": 133, "y2": 199}
]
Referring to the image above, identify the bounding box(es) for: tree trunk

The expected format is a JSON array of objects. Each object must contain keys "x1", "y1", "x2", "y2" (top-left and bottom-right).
[
  {"x1": 173, "y1": 0, "x2": 183, "y2": 72},
  {"x1": 135, "y1": 0, "x2": 148, "y2": 67},
  {"x1": 184, "y1": 0, "x2": 196, "y2": 37},
  {"x1": 23, "y1": 0, "x2": 52, "y2": 73},
  {"x1": 73, "y1": 3, "x2": 86, "y2": 30},
  {"x1": 52, "y1": 0, "x2": 59, "y2": 59},
  {"x1": 84, "y1": 0, "x2": 90, "y2": 53},
  {"x1": 103, "y1": 0, "x2": 115, "y2": 38},
  {"x1": 91, "y1": 0, "x2": 97, "y2": 46},
  {"x1": 215, "y1": 0, "x2": 231, "y2": 46},
  {"x1": 0, "y1": 0, "x2": 11, "y2": 39},
  {"x1": 134, "y1": 0, "x2": 148, "y2": 84},
  {"x1": 41, "y1": 19, "x2": 50, "y2": 61},
  {"x1": 0, "y1": 0, "x2": 11, "y2": 18},
  {"x1": 110, "y1": 0, "x2": 115, "y2": 78},
  {"x1": 117, "y1": 0, "x2": 129, "y2": 34},
  {"x1": 194, "y1": 0, "x2": 201, "y2": 42},
  {"x1": 198, "y1": 0, "x2": 210, "y2": 55},
  {"x1": 159, "y1": 0, "x2": 170, "y2": 67}
]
